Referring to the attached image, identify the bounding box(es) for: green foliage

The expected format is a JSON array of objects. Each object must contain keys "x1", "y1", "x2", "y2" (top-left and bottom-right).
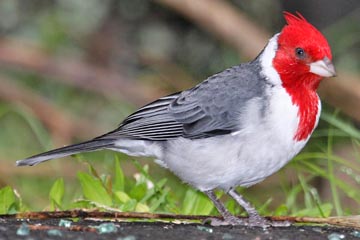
[
  {"x1": 281, "y1": 109, "x2": 360, "y2": 217},
  {"x1": 43, "y1": 158, "x2": 175, "y2": 214},
  {"x1": 182, "y1": 189, "x2": 214, "y2": 215},
  {"x1": 113, "y1": 156, "x2": 125, "y2": 192},
  {"x1": 77, "y1": 171, "x2": 112, "y2": 206},
  {"x1": 49, "y1": 178, "x2": 65, "y2": 210},
  {"x1": 0, "y1": 186, "x2": 21, "y2": 214}
]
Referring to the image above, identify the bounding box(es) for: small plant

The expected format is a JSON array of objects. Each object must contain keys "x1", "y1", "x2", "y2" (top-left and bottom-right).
[
  {"x1": 0, "y1": 186, "x2": 24, "y2": 214},
  {"x1": 47, "y1": 157, "x2": 177, "y2": 213},
  {"x1": 49, "y1": 178, "x2": 65, "y2": 210}
]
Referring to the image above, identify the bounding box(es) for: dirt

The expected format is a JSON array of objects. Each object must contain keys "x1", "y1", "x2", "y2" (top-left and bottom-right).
[{"x1": 0, "y1": 218, "x2": 359, "y2": 240}]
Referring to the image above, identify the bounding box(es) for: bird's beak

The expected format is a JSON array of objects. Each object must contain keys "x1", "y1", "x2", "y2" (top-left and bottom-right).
[{"x1": 309, "y1": 57, "x2": 336, "y2": 77}]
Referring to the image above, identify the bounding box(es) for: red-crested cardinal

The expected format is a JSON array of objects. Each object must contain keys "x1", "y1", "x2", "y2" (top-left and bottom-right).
[{"x1": 17, "y1": 12, "x2": 335, "y2": 227}]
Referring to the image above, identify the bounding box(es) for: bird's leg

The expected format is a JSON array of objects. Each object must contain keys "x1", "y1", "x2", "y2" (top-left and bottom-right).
[
  {"x1": 228, "y1": 188, "x2": 290, "y2": 227},
  {"x1": 228, "y1": 188, "x2": 265, "y2": 226},
  {"x1": 203, "y1": 190, "x2": 244, "y2": 226}
]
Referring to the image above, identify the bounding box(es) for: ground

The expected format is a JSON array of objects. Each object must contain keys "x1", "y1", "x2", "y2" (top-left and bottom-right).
[{"x1": 0, "y1": 218, "x2": 359, "y2": 240}]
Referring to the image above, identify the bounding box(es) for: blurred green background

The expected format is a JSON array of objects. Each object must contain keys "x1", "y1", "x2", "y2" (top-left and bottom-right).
[{"x1": 0, "y1": 0, "x2": 359, "y2": 216}]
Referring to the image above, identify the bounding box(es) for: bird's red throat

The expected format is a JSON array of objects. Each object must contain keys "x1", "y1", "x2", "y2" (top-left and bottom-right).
[
  {"x1": 284, "y1": 79, "x2": 320, "y2": 141},
  {"x1": 273, "y1": 57, "x2": 321, "y2": 141},
  {"x1": 280, "y1": 73, "x2": 321, "y2": 141}
]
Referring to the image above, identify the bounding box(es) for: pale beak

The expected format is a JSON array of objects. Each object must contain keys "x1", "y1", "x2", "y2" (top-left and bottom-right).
[{"x1": 309, "y1": 57, "x2": 336, "y2": 77}]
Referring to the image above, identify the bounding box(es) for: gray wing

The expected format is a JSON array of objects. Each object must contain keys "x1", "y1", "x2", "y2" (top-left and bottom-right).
[
  {"x1": 105, "y1": 93, "x2": 184, "y2": 140},
  {"x1": 100, "y1": 62, "x2": 266, "y2": 140}
]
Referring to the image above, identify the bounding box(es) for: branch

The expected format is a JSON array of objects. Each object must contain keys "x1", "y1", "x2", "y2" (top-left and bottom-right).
[{"x1": 2, "y1": 210, "x2": 360, "y2": 229}]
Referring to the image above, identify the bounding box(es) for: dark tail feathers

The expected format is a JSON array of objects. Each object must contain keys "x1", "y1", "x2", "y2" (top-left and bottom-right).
[{"x1": 16, "y1": 139, "x2": 115, "y2": 166}]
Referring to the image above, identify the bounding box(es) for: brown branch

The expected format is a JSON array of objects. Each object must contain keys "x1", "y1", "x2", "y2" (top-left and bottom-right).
[
  {"x1": 2, "y1": 210, "x2": 360, "y2": 228},
  {"x1": 155, "y1": 0, "x2": 360, "y2": 122},
  {"x1": 155, "y1": 0, "x2": 269, "y2": 58},
  {"x1": 0, "y1": 38, "x2": 165, "y2": 106}
]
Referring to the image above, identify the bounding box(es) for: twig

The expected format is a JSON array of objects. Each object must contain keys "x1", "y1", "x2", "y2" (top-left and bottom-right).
[
  {"x1": 2, "y1": 210, "x2": 360, "y2": 229},
  {"x1": 155, "y1": 0, "x2": 360, "y2": 122},
  {"x1": 4, "y1": 210, "x2": 206, "y2": 221}
]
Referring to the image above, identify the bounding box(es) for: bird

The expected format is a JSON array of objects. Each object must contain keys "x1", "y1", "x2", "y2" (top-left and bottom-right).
[{"x1": 17, "y1": 12, "x2": 336, "y2": 227}]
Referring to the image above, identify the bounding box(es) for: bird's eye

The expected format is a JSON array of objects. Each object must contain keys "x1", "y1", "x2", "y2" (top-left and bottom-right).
[{"x1": 295, "y1": 48, "x2": 305, "y2": 58}]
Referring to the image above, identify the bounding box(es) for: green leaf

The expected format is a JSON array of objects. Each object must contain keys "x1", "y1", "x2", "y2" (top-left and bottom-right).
[
  {"x1": 141, "y1": 178, "x2": 168, "y2": 204},
  {"x1": 103, "y1": 174, "x2": 112, "y2": 195},
  {"x1": 273, "y1": 204, "x2": 289, "y2": 216},
  {"x1": 114, "y1": 191, "x2": 131, "y2": 203},
  {"x1": 88, "y1": 164, "x2": 101, "y2": 179},
  {"x1": 225, "y1": 198, "x2": 239, "y2": 215},
  {"x1": 182, "y1": 189, "x2": 214, "y2": 215},
  {"x1": 129, "y1": 183, "x2": 147, "y2": 201},
  {"x1": 135, "y1": 202, "x2": 150, "y2": 212},
  {"x1": 257, "y1": 198, "x2": 273, "y2": 215},
  {"x1": 70, "y1": 199, "x2": 93, "y2": 209},
  {"x1": 77, "y1": 172, "x2": 112, "y2": 206},
  {"x1": 149, "y1": 187, "x2": 170, "y2": 212},
  {"x1": 0, "y1": 186, "x2": 16, "y2": 214},
  {"x1": 113, "y1": 157, "x2": 125, "y2": 191},
  {"x1": 121, "y1": 199, "x2": 137, "y2": 212},
  {"x1": 49, "y1": 178, "x2": 65, "y2": 210}
]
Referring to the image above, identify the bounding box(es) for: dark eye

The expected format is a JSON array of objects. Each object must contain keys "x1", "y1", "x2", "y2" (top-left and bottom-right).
[{"x1": 295, "y1": 48, "x2": 305, "y2": 58}]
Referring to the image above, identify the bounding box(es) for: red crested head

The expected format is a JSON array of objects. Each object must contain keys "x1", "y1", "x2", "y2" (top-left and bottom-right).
[
  {"x1": 272, "y1": 12, "x2": 336, "y2": 141},
  {"x1": 273, "y1": 12, "x2": 336, "y2": 90},
  {"x1": 282, "y1": 12, "x2": 332, "y2": 61}
]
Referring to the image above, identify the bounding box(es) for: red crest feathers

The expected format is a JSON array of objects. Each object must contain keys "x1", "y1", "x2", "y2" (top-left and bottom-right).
[{"x1": 283, "y1": 11, "x2": 307, "y2": 25}]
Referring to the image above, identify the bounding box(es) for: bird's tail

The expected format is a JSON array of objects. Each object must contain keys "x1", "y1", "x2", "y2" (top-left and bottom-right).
[{"x1": 16, "y1": 139, "x2": 115, "y2": 166}]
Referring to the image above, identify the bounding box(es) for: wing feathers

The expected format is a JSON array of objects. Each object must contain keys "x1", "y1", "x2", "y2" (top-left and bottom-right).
[
  {"x1": 102, "y1": 63, "x2": 265, "y2": 141},
  {"x1": 101, "y1": 94, "x2": 184, "y2": 140}
]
